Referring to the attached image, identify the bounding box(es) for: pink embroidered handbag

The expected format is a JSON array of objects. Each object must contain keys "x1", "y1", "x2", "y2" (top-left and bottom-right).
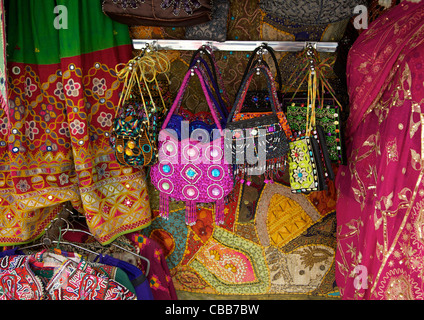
[{"x1": 150, "y1": 67, "x2": 234, "y2": 226}]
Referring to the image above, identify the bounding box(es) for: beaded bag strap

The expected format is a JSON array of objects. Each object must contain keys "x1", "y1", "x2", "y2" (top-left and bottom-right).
[
  {"x1": 189, "y1": 45, "x2": 231, "y2": 109},
  {"x1": 188, "y1": 56, "x2": 228, "y2": 120}
]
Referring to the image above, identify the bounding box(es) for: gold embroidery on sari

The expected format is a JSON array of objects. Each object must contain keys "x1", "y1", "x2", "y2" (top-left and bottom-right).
[
  {"x1": 386, "y1": 139, "x2": 399, "y2": 164},
  {"x1": 370, "y1": 116, "x2": 424, "y2": 297}
]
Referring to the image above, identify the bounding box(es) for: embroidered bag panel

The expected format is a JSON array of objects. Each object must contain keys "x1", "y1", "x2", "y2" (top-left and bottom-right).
[
  {"x1": 150, "y1": 67, "x2": 234, "y2": 226},
  {"x1": 226, "y1": 64, "x2": 290, "y2": 177},
  {"x1": 285, "y1": 98, "x2": 344, "y2": 164}
]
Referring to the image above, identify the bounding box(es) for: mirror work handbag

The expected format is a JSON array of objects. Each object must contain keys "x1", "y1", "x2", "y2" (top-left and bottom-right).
[
  {"x1": 111, "y1": 49, "x2": 171, "y2": 167},
  {"x1": 284, "y1": 47, "x2": 345, "y2": 164},
  {"x1": 102, "y1": 0, "x2": 212, "y2": 27},
  {"x1": 284, "y1": 95, "x2": 344, "y2": 164},
  {"x1": 226, "y1": 64, "x2": 290, "y2": 183},
  {"x1": 287, "y1": 56, "x2": 334, "y2": 194},
  {"x1": 150, "y1": 67, "x2": 234, "y2": 226}
]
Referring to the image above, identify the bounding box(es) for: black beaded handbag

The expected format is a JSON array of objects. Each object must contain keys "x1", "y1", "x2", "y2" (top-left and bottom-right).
[{"x1": 225, "y1": 64, "x2": 290, "y2": 182}]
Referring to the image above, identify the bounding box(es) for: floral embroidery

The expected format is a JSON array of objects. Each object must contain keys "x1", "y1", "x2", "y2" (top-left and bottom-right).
[
  {"x1": 290, "y1": 146, "x2": 305, "y2": 164},
  {"x1": 59, "y1": 173, "x2": 69, "y2": 185},
  {"x1": 102, "y1": 205, "x2": 111, "y2": 215},
  {"x1": 40, "y1": 104, "x2": 57, "y2": 122},
  {"x1": 97, "y1": 112, "x2": 113, "y2": 128},
  {"x1": 96, "y1": 163, "x2": 110, "y2": 180},
  {"x1": 54, "y1": 82, "x2": 65, "y2": 100},
  {"x1": 25, "y1": 77, "x2": 37, "y2": 97},
  {"x1": 293, "y1": 167, "x2": 308, "y2": 184},
  {"x1": 64, "y1": 79, "x2": 81, "y2": 97},
  {"x1": 92, "y1": 78, "x2": 107, "y2": 96},
  {"x1": 9, "y1": 98, "x2": 25, "y2": 121},
  {"x1": 386, "y1": 138, "x2": 399, "y2": 164},
  {"x1": 16, "y1": 179, "x2": 30, "y2": 192},
  {"x1": 69, "y1": 119, "x2": 85, "y2": 135},
  {"x1": 123, "y1": 197, "x2": 134, "y2": 208},
  {"x1": 25, "y1": 121, "x2": 39, "y2": 141},
  {"x1": 58, "y1": 122, "x2": 70, "y2": 137}
]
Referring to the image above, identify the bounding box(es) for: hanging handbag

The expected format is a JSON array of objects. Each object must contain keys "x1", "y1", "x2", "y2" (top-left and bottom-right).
[
  {"x1": 287, "y1": 55, "x2": 334, "y2": 193},
  {"x1": 232, "y1": 45, "x2": 292, "y2": 141},
  {"x1": 111, "y1": 49, "x2": 171, "y2": 167},
  {"x1": 284, "y1": 93, "x2": 344, "y2": 164},
  {"x1": 102, "y1": 0, "x2": 212, "y2": 27},
  {"x1": 166, "y1": 47, "x2": 229, "y2": 141},
  {"x1": 283, "y1": 47, "x2": 345, "y2": 164},
  {"x1": 226, "y1": 64, "x2": 290, "y2": 183},
  {"x1": 150, "y1": 67, "x2": 234, "y2": 226}
]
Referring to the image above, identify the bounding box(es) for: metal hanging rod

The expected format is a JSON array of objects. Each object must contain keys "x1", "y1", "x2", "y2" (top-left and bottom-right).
[{"x1": 132, "y1": 39, "x2": 338, "y2": 53}]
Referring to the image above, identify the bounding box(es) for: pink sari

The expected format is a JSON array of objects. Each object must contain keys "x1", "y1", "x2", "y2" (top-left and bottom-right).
[{"x1": 336, "y1": 1, "x2": 424, "y2": 299}]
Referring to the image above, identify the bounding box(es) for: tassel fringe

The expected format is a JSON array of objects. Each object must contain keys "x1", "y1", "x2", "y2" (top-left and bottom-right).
[
  {"x1": 185, "y1": 201, "x2": 197, "y2": 226},
  {"x1": 235, "y1": 155, "x2": 287, "y2": 183},
  {"x1": 215, "y1": 199, "x2": 225, "y2": 226},
  {"x1": 159, "y1": 193, "x2": 170, "y2": 220}
]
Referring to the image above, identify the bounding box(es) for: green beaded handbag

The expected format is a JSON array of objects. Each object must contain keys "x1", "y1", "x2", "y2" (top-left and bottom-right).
[
  {"x1": 284, "y1": 96, "x2": 344, "y2": 164},
  {"x1": 287, "y1": 48, "x2": 335, "y2": 193}
]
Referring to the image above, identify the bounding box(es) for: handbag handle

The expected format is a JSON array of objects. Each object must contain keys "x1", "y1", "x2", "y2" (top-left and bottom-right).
[
  {"x1": 115, "y1": 54, "x2": 152, "y2": 125},
  {"x1": 189, "y1": 47, "x2": 219, "y2": 91},
  {"x1": 189, "y1": 56, "x2": 228, "y2": 119},
  {"x1": 161, "y1": 67, "x2": 223, "y2": 131},
  {"x1": 189, "y1": 46, "x2": 231, "y2": 108},
  {"x1": 166, "y1": 62, "x2": 224, "y2": 126},
  {"x1": 228, "y1": 65, "x2": 281, "y2": 122},
  {"x1": 115, "y1": 48, "x2": 171, "y2": 123},
  {"x1": 238, "y1": 44, "x2": 282, "y2": 94}
]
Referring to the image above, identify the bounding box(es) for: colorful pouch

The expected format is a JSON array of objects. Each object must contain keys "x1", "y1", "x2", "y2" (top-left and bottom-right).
[
  {"x1": 150, "y1": 67, "x2": 234, "y2": 226},
  {"x1": 226, "y1": 64, "x2": 290, "y2": 182}
]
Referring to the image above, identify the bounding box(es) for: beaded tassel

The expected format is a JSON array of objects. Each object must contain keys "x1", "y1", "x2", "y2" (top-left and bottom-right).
[
  {"x1": 159, "y1": 193, "x2": 170, "y2": 220},
  {"x1": 215, "y1": 199, "x2": 225, "y2": 226},
  {"x1": 185, "y1": 201, "x2": 197, "y2": 226}
]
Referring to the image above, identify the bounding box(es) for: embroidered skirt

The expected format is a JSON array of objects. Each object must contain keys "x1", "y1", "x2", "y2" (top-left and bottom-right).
[{"x1": 0, "y1": 0, "x2": 151, "y2": 245}]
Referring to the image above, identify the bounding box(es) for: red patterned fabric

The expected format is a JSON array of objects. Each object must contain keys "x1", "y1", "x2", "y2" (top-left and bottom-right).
[
  {"x1": 0, "y1": 0, "x2": 152, "y2": 246},
  {"x1": 0, "y1": 252, "x2": 136, "y2": 300},
  {"x1": 126, "y1": 232, "x2": 178, "y2": 300},
  {"x1": 1, "y1": 46, "x2": 152, "y2": 245}
]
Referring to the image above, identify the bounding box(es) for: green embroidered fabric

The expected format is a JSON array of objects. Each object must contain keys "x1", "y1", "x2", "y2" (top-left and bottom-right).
[{"x1": 286, "y1": 103, "x2": 343, "y2": 163}]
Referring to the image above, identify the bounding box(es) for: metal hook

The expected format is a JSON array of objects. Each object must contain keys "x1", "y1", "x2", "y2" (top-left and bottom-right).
[
  {"x1": 202, "y1": 42, "x2": 213, "y2": 53},
  {"x1": 146, "y1": 40, "x2": 158, "y2": 53}
]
